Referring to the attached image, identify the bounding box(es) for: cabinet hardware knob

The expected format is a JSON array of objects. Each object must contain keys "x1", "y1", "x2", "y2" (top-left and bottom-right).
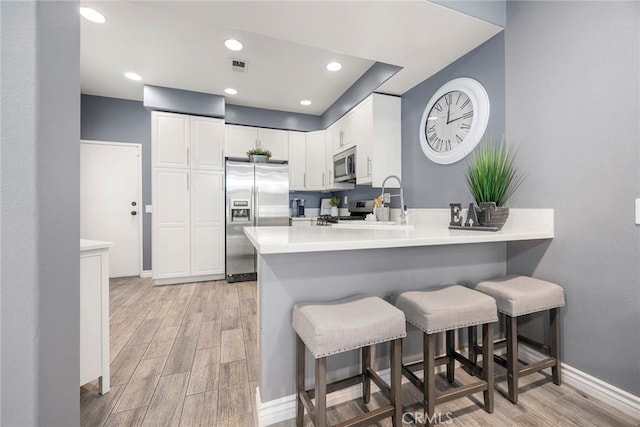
[{"x1": 131, "y1": 211, "x2": 137, "y2": 216}]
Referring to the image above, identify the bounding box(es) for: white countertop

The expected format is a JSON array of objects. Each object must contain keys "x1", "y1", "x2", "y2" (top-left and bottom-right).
[
  {"x1": 80, "y1": 239, "x2": 115, "y2": 251},
  {"x1": 245, "y1": 209, "x2": 554, "y2": 254},
  {"x1": 290, "y1": 216, "x2": 318, "y2": 221}
]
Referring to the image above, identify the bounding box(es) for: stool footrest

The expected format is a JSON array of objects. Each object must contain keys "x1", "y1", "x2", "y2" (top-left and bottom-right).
[
  {"x1": 519, "y1": 357, "x2": 557, "y2": 377},
  {"x1": 299, "y1": 390, "x2": 316, "y2": 421},
  {"x1": 307, "y1": 374, "x2": 363, "y2": 399},
  {"x1": 402, "y1": 365, "x2": 424, "y2": 390},
  {"x1": 435, "y1": 381, "x2": 488, "y2": 405},
  {"x1": 334, "y1": 405, "x2": 395, "y2": 427},
  {"x1": 452, "y1": 351, "x2": 482, "y2": 377},
  {"x1": 518, "y1": 334, "x2": 551, "y2": 355},
  {"x1": 366, "y1": 368, "x2": 391, "y2": 401}
]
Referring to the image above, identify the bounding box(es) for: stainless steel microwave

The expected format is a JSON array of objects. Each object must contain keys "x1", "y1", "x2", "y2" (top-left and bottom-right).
[{"x1": 333, "y1": 147, "x2": 356, "y2": 182}]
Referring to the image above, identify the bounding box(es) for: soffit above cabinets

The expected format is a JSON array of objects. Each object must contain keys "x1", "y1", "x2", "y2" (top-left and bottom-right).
[{"x1": 80, "y1": 1, "x2": 502, "y2": 115}]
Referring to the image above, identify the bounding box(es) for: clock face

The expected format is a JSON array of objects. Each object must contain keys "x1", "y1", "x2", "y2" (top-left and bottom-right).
[
  {"x1": 419, "y1": 78, "x2": 490, "y2": 165},
  {"x1": 425, "y1": 90, "x2": 473, "y2": 153}
]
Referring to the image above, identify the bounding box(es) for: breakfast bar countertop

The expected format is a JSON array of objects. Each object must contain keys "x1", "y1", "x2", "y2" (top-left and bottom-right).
[{"x1": 245, "y1": 208, "x2": 554, "y2": 254}]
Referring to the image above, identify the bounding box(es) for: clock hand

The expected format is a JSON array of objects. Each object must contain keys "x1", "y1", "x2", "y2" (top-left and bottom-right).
[
  {"x1": 446, "y1": 105, "x2": 451, "y2": 124},
  {"x1": 448, "y1": 115, "x2": 466, "y2": 124}
]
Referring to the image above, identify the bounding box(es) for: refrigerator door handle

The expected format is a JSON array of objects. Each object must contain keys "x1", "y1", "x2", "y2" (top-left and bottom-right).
[{"x1": 254, "y1": 186, "x2": 260, "y2": 226}]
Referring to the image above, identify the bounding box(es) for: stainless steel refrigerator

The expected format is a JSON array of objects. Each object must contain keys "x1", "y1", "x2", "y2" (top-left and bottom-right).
[{"x1": 225, "y1": 160, "x2": 289, "y2": 282}]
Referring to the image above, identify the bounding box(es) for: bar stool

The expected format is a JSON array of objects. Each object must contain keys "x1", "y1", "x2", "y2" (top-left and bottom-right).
[
  {"x1": 395, "y1": 285, "x2": 498, "y2": 427},
  {"x1": 470, "y1": 275, "x2": 566, "y2": 403},
  {"x1": 292, "y1": 295, "x2": 407, "y2": 427}
]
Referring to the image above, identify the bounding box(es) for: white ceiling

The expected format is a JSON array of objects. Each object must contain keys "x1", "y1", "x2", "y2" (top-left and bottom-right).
[{"x1": 81, "y1": 1, "x2": 502, "y2": 115}]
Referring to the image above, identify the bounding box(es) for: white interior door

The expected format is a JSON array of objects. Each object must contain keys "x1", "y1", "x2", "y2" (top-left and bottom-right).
[{"x1": 81, "y1": 141, "x2": 142, "y2": 278}]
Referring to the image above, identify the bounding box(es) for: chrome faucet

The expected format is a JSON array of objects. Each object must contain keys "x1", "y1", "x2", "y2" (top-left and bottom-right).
[{"x1": 380, "y1": 175, "x2": 408, "y2": 225}]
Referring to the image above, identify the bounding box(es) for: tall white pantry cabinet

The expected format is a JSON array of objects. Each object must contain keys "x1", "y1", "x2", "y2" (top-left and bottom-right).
[{"x1": 152, "y1": 111, "x2": 225, "y2": 285}]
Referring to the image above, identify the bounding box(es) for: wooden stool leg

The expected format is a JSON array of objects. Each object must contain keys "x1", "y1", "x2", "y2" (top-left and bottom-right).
[
  {"x1": 446, "y1": 329, "x2": 455, "y2": 383},
  {"x1": 468, "y1": 326, "x2": 477, "y2": 367},
  {"x1": 550, "y1": 308, "x2": 562, "y2": 385},
  {"x1": 506, "y1": 315, "x2": 519, "y2": 404},
  {"x1": 424, "y1": 333, "x2": 436, "y2": 427},
  {"x1": 315, "y1": 357, "x2": 327, "y2": 427},
  {"x1": 361, "y1": 345, "x2": 371, "y2": 403},
  {"x1": 482, "y1": 323, "x2": 494, "y2": 413},
  {"x1": 296, "y1": 335, "x2": 305, "y2": 426},
  {"x1": 390, "y1": 339, "x2": 402, "y2": 427}
]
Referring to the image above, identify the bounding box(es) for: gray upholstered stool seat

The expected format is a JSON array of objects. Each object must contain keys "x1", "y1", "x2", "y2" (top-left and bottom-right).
[
  {"x1": 293, "y1": 295, "x2": 406, "y2": 427},
  {"x1": 293, "y1": 295, "x2": 406, "y2": 358},
  {"x1": 395, "y1": 285, "x2": 498, "y2": 333},
  {"x1": 395, "y1": 285, "x2": 498, "y2": 427},
  {"x1": 474, "y1": 275, "x2": 565, "y2": 316},
  {"x1": 470, "y1": 275, "x2": 565, "y2": 404}
]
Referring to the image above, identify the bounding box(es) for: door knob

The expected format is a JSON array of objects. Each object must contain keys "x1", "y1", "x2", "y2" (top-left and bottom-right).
[{"x1": 131, "y1": 211, "x2": 137, "y2": 216}]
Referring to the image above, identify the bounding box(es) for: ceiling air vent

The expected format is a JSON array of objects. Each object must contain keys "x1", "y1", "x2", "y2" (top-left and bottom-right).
[{"x1": 232, "y1": 59, "x2": 248, "y2": 73}]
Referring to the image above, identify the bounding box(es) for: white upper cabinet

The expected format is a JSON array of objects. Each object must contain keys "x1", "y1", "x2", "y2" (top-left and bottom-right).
[
  {"x1": 288, "y1": 131, "x2": 306, "y2": 191},
  {"x1": 225, "y1": 125, "x2": 259, "y2": 159},
  {"x1": 152, "y1": 112, "x2": 225, "y2": 171},
  {"x1": 191, "y1": 116, "x2": 225, "y2": 170},
  {"x1": 257, "y1": 128, "x2": 289, "y2": 160},
  {"x1": 225, "y1": 125, "x2": 289, "y2": 160},
  {"x1": 331, "y1": 109, "x2": 357, "y2": 155},
  {"x1": 354, "y1": 94, "x2": 402, "y2": 188},
  {"x1": 305, "y1": 131, "x2": 326, "y2": 191},
  {"x1": 153, "y1": 112, "x2": 190, "y2": 168}
]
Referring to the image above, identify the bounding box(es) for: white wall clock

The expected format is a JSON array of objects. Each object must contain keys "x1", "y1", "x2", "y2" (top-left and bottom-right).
[{"x1": 419, "y1": 77, "x2": 490, "y2": 165}]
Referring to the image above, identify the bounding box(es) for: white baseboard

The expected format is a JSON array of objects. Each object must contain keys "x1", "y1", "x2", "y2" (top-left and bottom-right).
[
  {"x1": 141, "y1": 270, "x2": 153, "y2": 278},
  {"x1": 518, "y1": 345, "x2": 640, "y2": 420},
  {"x1": 257, "y1": 348, "x2": 640, "y2": 426},
  {"x1": 256, "y1": 363, "x2": 454, "y2": 426}
]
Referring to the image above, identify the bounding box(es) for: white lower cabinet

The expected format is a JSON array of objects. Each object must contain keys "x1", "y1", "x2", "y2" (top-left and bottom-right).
[
  {"x1": 190, "y1": 170, "x2": 224, "y2": 276},
  {"x1": 153, "y1": 168, "x2": 191, "y2": 279},
  {"x1": 153, "y1": 168, "x2": 224, "y2": 283}
]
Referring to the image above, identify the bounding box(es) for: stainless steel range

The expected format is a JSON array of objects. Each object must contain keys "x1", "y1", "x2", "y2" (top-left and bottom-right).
[{"x1": 316, "y1": 200, "x2": 374, "y2": 226}]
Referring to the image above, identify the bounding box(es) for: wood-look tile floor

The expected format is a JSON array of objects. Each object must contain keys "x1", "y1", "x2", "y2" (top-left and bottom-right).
[{"x1": 81, "y1": 277, "x2": 640, "y2": 427}]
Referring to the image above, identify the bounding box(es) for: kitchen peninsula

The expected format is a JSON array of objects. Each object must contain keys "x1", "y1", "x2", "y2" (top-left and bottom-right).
[{"x1": 245, "y1": 209, "x2": 554, "y2": 425}]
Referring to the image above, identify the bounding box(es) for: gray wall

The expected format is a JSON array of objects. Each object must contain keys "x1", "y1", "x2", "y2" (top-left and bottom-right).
[
  {"x1": 143, "y1": 84, "x2": 225, "y2": 118},
  {"x1": 321, "y1": 62, "x2": 402, "y2": 129},
  {"x1": 401, "y1": 33, "x2": 505, "y2": 208},
  {"x1": 226, "y1": 104, "x2": 322, "y2": 132},
  {"x1": 81, "y1": 95, "x2": 152, "y2": 270},
  {"x1": 1, "y1": 2, "x2": 80, "y2": 425},
  {"x1": 505, "y1": 1, "x2": 640, "y2": 395}
]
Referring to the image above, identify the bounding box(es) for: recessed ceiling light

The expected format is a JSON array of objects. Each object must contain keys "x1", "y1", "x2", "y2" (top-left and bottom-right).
[
  {"x1": 80, "y1": 7, "x2": 106, "y2": 23},
  {"x1": 300, "y1": 100, "x2": 312, "y2": 106},
  {"x1": 124, "y1": 72, "x2": 142, "y2": 81},
  {"x1": 224, "y1": 39, "x2": 243, "y2": 51},
  {"x1": 225, "y1": 88, "x2": 238, "y2": 95},
  {"x1": 326, "y1": 62, "x2": 342, "y2": 72}
]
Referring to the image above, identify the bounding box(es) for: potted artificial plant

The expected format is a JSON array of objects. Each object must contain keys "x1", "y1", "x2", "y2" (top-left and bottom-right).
[
  {"x1": 247, "y1": 148, "x2": 272, "y2": 163},
  {"x1": 464, "y1": 138, "x2": 525, "y2": 229},
  {"x1": 329, "y1": 196, "x2": 340, "y2": 217}
]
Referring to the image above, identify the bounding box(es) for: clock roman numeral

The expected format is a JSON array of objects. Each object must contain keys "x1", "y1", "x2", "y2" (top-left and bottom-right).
[
  {"x1": 445, "y1": 93, "x2": 452, "y2": 106},
  {"x1": 460, "y1": 123, "x2": 471, "y2": 130},
  {"x1": 434, "y1": 103, "x2": 443, "y2": 112},
  {"x1": 462, "y1": 111, "x2": 474, "y2": 120},
  {"x1": 460, "y1": 98, "x2": 470, "y2": 109},
  {"x1": 445, "y1": 140, "x2": 451, "y2": 151},
  {"x1": 456, "y1": 92, "x2": 462, "y2": 105},
  {"x1": 456, "y1": 134, "x2": 463, "y2": 143}
]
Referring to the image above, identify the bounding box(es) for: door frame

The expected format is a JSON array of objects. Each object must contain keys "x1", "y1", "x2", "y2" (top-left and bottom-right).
[{"x1": 80, "y1": 139, "x2": 144, "y2": 277}]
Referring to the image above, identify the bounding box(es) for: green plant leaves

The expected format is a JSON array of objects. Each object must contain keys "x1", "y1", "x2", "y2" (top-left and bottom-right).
[
  {"x1": 247, "y1": 148, "x2": 272, "y2": 157},
  {"x1": 464, "y1": 138, "x2": 525, "y2": 207}
]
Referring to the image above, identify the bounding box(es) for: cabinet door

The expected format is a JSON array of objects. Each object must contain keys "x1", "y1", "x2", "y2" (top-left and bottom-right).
[
  {"x1": 226, "y1": 125, "x2": 257, "y2": 158},
  {"x1": 324, "y1": 130, "x2": 335, "y2": 188},
  {"x1": 356, "y1": 97, "x2": 373, "y2": 184},
  {"x1": 153, "y1": 169, "x2": 190, "y2": 278},
  {"x1": 288, "y1": 131, "x2": 306, "y2": 190},
  {"x1": 152, "y1": 112, "x2": 189, "y2": 168},
  {"x1": 329, "y1": 121, "x2": 343, "y2": 154},
  {"x1": 305, "y1": 131, "x2": 326, "y2": 190},
  {"x1": 342, "y1": 109, "x2": 357, "y2": 149},
  {"x1": 191, "y1": 170, "x2": 225, "y2": 276},
  {"x1": 258, "y1": 128, "x2": 289, "y2": 160},
  {"x1": 191, "y1": 117, "x2": 225, "y2": 170}
]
